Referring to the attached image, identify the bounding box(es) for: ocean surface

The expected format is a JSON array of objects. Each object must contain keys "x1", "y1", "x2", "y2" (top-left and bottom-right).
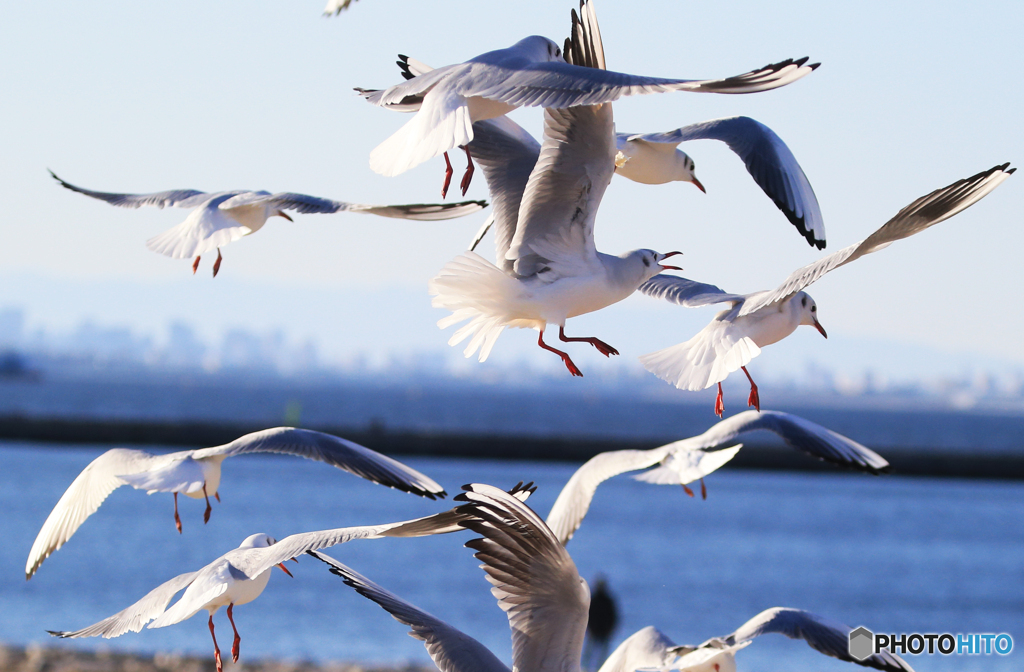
[{"x1": 1, "y1": 443, "x2": 1021, "y2": 672}]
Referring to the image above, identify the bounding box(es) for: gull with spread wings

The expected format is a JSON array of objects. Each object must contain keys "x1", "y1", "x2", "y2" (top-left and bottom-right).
[
  {"x1": 51, "y1": 171, "x2": 486, "y2": 276},
  {"x1": 25, "y1": 427, "x2": 446, "y2": 579},
  {"x1": 639, "y1": 163, "x2": 1014, "y2": 416}
]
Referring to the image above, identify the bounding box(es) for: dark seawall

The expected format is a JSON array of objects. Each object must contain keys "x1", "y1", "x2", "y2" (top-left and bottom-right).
[{"x1": 1, "y1": 414, "x2": 1020, "y2": 480}]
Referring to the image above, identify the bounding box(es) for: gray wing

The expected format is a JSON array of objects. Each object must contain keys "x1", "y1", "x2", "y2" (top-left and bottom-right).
[
  {"x1": 455, "y1": 484, "x2": 590, "y2": 672},
  {"x1": 48, "y1": 570, "x2": 199, "y2": 639},
  {"x1": 725, "y1": 608, "x2": 915, "y2": 672},
  {"x1": 546, "y1": 448, "x2": 671, "y2": 546},
  {"x1": 638, "y1": 275, "x2": 746, "y2": 308},
  {"x1": 312, "y1": 552, "x2": 512, "y2": 672},
  {"x1": 466, "y1": 116, "x2": 541, "y2": 271},
  {"x1": 50, "y1": 170, "x2": 208, "y2": 209},
  {"x1": 348, "y1": 200, "x2": 488, "y2": 221},
  {"x1": 191, "y1": 427, "x2": 446, "y2": 499},
  {"x1": 220, "y1": 191, "x2": 487, "y2": 221},
  {"x1": 507, "y1": 103, "x2": 614, "y2": 277},
  {"x1": 739, "y1": 163, "x2": 1014, "y2": 316},
  {"x1": 691, "y1": 410, "x2": 890, "y2": 473},
  {"x1": 625, "y1": 116, "x2": 824, "y2": 249}
]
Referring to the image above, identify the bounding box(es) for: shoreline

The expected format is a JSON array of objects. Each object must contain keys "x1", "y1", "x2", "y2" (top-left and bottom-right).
[{"x1": 1, "y1": 414, "x2": 1022, "y2": 480}]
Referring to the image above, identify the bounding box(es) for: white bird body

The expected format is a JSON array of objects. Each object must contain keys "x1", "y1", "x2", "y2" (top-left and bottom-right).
[
  {"x1": 639, "y1": 164, "x2": 1014, "y2": 412},
  {"x1": 614, "y1": 138, "x2": 691, "y2": 184},
  {"x1": 26, "y1": 427, "x2": 447, "y2": 579}
]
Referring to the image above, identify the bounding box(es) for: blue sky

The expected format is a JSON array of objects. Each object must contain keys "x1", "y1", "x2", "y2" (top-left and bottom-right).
[{"x1": 1, "y1": 0, "x2": 1021, "y2": 381}]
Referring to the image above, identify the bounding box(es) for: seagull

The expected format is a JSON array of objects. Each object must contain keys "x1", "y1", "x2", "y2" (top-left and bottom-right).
[
  {"x1": 428, "y1": 12, "x2": 684, "y2": 377},
  {"x1": 45, "y1": 487, "x2": 531, "y2": 672},
  {"x1": 544, "y1": 410, "x2": 890, "y2": 546},
  {"x1": 311, "y1": 482, "x2": 592, "y2": 672},
  {"x1": 606, "y1": 610, "x2": 914, "y2": 672},
  {"x1": 639, "y1": 163, "x2": 1014, "y2": 416},
  {"x1": 50, "y1": 171, "x2": 487, "y2": 276},
  {"x1": 614, "y1": 117, "x2": 825, "y2": 249},
  {"x1": 25, "y1": 426, "x2": 447, "y2": 579},
  {"x1": 360, "y1": 10, "x2": 817, "y2": 197},
  {"x1": 323, "y1": 0, "x2": 357, "y2": 15}
]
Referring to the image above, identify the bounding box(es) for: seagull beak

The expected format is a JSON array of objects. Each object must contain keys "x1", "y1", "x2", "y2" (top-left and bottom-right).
[
  {"x1": 277, "y1": 210, "x2": 293, "y2": 222},
  {"x1": 813, "y1": 318, "x2": 827, "y2": 339},
  {"x1": 691, "y1": 176, "x2": 706, "y2": 194},
  {"x1": 276, "y1": 562, "x2": 294, "y2": 577},
  {"x1": 659, "y1": 251, "x2": 683, "y2": 271}
]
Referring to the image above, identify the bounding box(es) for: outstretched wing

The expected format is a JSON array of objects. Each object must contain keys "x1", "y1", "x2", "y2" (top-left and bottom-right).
[
  {"x1": 725, "y1": 608, "x2": 914, "y2": 672},
  {"x1": 192, "y1": 427, "x2": 446, "y2": 499},
  {"x1": 625, "y1": 116, "x2": 824, "y2": 249},
  {"x1": 50, "y1": 171, "x2": 208, "y2": 209},
  {"x1": 739, "y1": 163, "x2": 1014, "y2": 316},
  {"x1": 312, "y1": 553, "x2": 511, "y2": 672},
  {"x1": 638, "y1": 275, "x2": 746, "y2": 308},
  {"x1": 26, "y1": 448, "x2": 181, "y2": 579},
  {"x1": 546, "y1": 449, "x2": 672, "y2": 546},
  {"x1": 455, "y1": 484, "x2": 589, "y2": 672},
  {"x1": 219, "y1": 191, "x2": 487, "y2": 221},
  {"x1": 48, "y1": 570, "x2": 199, "y2": 638}
]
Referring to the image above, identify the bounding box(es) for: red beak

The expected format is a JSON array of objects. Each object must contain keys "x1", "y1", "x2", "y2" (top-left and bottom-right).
[
  {"x1": 660, "y1": 251, "x2": 683, "y2": 271},
  {"x1": 814, "y1": 318, "x2": 827, "y2": 339},
  {"x1": 691, "y1": 177, "x2": 706, "y2": 194},
  {"x1": 277, "y1": 211, "x2": 294, "y2": 222},
  {"x1": 276, "y1": 562, "x2": 294, "y2": 578}
]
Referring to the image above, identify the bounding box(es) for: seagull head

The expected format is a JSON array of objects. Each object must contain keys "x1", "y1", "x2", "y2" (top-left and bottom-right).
[
  {"x1": 625, "y1": 249, "x2": 683, "y2": 285},
  {"x1": 239, "y1": 534, "x2": 296, "y2": 576},
  {"x1": 676, "y1": 151, "x2": 705, "y2": 193},
  {"x1": 512, "y1": 36, "x2": 563, "y2": 62},
  {"x1": 796, "y1": 292, "x2": 827, "y2": 338}
]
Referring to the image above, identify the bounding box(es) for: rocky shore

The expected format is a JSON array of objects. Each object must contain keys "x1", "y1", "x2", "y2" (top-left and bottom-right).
[{"x1": 0, "y1": 645, "x2": 430, "y2": 672}]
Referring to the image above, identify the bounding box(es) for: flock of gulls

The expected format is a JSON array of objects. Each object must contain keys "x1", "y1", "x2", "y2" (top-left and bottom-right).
[{"x1": 34, "y1": 2, "x2": 1015, "y2": 672}]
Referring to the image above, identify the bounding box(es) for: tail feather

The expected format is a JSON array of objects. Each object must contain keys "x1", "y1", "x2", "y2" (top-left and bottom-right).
[
  {"x1": 640, "y1": 322, "x2": 760, "y2": 391},
  {"x1": 429, "y1": 252, "x2": 531, "y2": 361},
  {"x1": 369, "y1": 88, "x2": 472, "y2": 177}
]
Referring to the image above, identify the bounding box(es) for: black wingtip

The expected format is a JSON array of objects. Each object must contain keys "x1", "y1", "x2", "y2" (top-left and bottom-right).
[
  {"x1": 793, "y1": 56, "x2": 809, "y2": 67},
  {"x1": 1006, "y1": 167, "x2": 1016, "y2": 175},
  {"x1": 808, "y1": 62, "x2": 821, "y2": 70},
  {"x1": 47, "y1": 630, "x2": 67, "y2": 638}
]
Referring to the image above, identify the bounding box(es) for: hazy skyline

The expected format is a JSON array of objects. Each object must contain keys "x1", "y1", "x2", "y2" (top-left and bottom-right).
[{"x1": 2, "y1": 0, "x2": 1021, "y2": 386}]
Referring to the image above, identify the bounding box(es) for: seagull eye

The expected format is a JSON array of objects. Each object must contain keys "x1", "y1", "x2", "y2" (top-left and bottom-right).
[{"x1": 811, "y1": 306, "x2": 816, "y2": 312}]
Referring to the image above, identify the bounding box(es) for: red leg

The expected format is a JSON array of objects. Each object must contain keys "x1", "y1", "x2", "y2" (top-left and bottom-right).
[
  {"x1": 192, "y1": 256, "x2": 201, "y2": 275},
  {"x1": 741, "y1": 366, "x2": 760, "y2": 411},
  {"x1": 714, "y1": 382, "x2": 725, "y2": 417},
  {"x1": 212, "y1": 249, "x2": 223, "y2": 278},
  {"x1": 441, "y1": 152, "x2": 454, "y2": 198},
  {"x1": 459, "y1": 146, "x2": 475, "y2": 196},
  {"x1": 538, "y1": 330, "x2": 583, "y2": 377},
  {"x1": 681, "y1": 483, "x2": 695, "y2": 498},
  {"x1": 227, "y1": 603, "x2": 241, "y2": 663},
  {"x1": 700, "y1": 478, "x2": 707, "y2": 500},
  {"x1": 215, "y1": 492, "x2": 221, "y2": 503},
  {"x1": 202, "y1": 483, "x2": 212, "y2": 524},
  {"x1": 173, "y1": 492, "x2": 182, "y2": 534},
  {"x1": 558, "y1": 326, "x2": 619, "y2": 357},
  {"x1": 209, "y1": 614, "x2": 223, "y2": 672}
]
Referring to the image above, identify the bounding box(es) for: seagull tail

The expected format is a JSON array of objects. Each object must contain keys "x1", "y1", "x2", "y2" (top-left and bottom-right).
[
  {"x1": 639, "y1": 323, "x2": 761, "y2": 391},
  {"x1": 429, "y1": 252, "x2": 528, "y2": 361},
  {"x1": 369, "y1": 88, "x2": 472, "y2": 177}
]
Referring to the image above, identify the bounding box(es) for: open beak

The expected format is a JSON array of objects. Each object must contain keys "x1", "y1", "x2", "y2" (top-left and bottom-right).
[
  {"x1": 813, "y1": 318, "x2": 827, "y2": 339},
  {"x1": 659, "y1": 250, "x2": 683, "y2": 271},
  {"x1": 276, "y1": 562, "x2": 294, "y2": 578},
  {"x1": 277, "y1": 210, "x2": 294, "y2": 222},
  {"x1": 691, "y1": 177, "x2": 706, "y2": 194}
]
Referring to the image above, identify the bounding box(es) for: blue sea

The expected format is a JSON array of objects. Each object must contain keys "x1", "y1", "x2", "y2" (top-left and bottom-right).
[{"x1": 1, "y1": 442, "x2": 1021, "y2": 672}]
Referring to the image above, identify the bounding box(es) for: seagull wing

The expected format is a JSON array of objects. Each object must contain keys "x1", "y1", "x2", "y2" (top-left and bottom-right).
[
  {"x1": 48, "y1": 570, "x2": 199, "y2": 638},
  {"x1": 739, "y1": 163, "x2": 1014, "y2": 316},
  {"x1": 466, "y1": 116, "x2": 541, "y2": 271},
  {"x1": 346, "y1": 200, "x2": 489, "y2": 221},
  {"x1": 626, "y1": 116, "x2": 824, "y2": 249},
  {"x1": 50, "y1": 171, "x2": 208, "y2": 209},
  {"x1": 455, "y1": 484, "x2": 590, "y2": 672},
  {"x1": 598, "y1": 626, "x2": 680, "y2": 672},
  {"x1": 26, "y1": 448, "x2": 186, "y2": 579},
  {"x1": 191, "y1": 427, "x2": 447, "y2": 499},
  {"x1": 725, "y1": 608, "x2": 915, "y2": 672},
  {"x1": 312, "y1": 552, "x2": 512, "y2": 672},
  {"x1": 632, "y1": 445, "x2": 742, "y2": 486},
  {"x1": 219, "y1": 192, "x2": 487, "y2": 221},
  {"x1": 546, "y1": 448, "x2": 671, "y2": 546},
  {"x1": 506, "y1": 103, "x2": 614, "y2": 278},
  {"x1": 690, "y1": 410, "x2": 890, "y2": 473},
  {"x1": 638, "y1": 275, "x2": 746, "y2": 308}
]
